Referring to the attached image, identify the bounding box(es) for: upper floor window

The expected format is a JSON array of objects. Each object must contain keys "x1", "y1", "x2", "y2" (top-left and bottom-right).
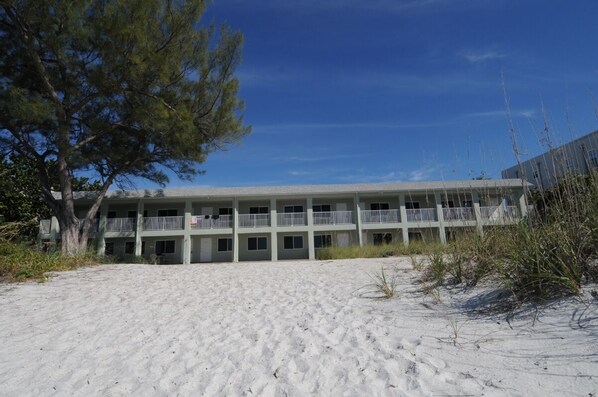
[
  {"x1": 157, "y1": 209, "x2": 178, "y2": 217},
  {"x1": 370, "y1": 203, "x2": 389, "y2": 211},
  {"x1": 284, "y1": 205, "x2": 303, "y2": 213},
  {"x1": 249, "y1": 206, "x2": 269, "y2": 214},
  {"x1": 313, "y1": 204, "x2": 331, "y2": 212}
]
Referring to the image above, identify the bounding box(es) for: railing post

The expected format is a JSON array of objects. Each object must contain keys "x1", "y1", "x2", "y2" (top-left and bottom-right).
[
  {"x1": 134, "y1": 200, "x2": 144, "y2": 257},
  {"x1": 435, "y1": 192, "x2": 447, "y2": 244},
  {"x1": 472, "y1": 192, "x2": 483, "y2": 236},
  {"x1": 96, "y1": 204, "x2": 108, "y2": 256},
  {"x1": 307, "y1": 197, "x2": 315, "y2": 260},
  {"x1": 270, "y1": 198, "x2": 277, "y2": 261},
  {"x1": 355, "y1": 194, "x2": 363, "y2": 247},
  {"x1": 518, "y1": 189, "x2": 528, "y2": 219},
  {"x1": 183, "y1": 200, "x2": 192, "y2": 264},
  {"x1": 233, "y1": 198, "x2": 239, "y2": 263}
]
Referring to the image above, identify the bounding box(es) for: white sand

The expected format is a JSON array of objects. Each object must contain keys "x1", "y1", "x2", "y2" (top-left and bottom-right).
[{"x1": 0, "y1": 258, "x2": 596, "y2": 396}]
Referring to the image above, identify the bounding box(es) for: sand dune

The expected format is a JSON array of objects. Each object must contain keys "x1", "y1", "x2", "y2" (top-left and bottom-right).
[{"x1": 0, "y1": 258, "x2": 596, "y2": 396}]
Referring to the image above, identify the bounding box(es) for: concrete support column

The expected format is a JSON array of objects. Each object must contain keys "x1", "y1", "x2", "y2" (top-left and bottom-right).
[
  {"x1": 134, "y1": 200, "x2": 144, "y2": 256},
  {"x1": 399, "y1": 194, "x2": 409, "y2": 247},
  {"x1": 472, "y1": 191, "x2": 483, "y2": 236},
  {"x1": 307, "y1": 197, "x2": 315, "y2": 260},
  {"x1": 355, "y1": 194, "x2": 363, "y2": 247},
  {"x1": 270, "y1": 198, "x2": 278, "y2": 261},
  {"x1": 183, "y1": 200, "x2": 192, "y2": 264},
  {"x1": 518, "y1": 190, "x2": 529, "y2": 219},
  {"x1": 96, "y1": 203, "x2": 108, "y2": 256},
  {"x1": 233, "y1": 198, "x2": 239, "y2": 262},
  {"x1": 435, "y1": 192, "x2": 447, "y2": 244},
  {"x1": 50, "y1": 216, "x2": 60, "y2": 248}
]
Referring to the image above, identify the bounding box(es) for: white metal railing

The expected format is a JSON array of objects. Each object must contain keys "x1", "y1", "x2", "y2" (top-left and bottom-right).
[
  {"x1": 239, "y1": 214, "x2": 270, "y2": 228},
  {"x1": 442, "y1": 207, "x2": 475, "y2": 221},
  {"x1": 480, "y1": 206, "x2": 520, "y2": 222},
  {"x1": 277, "y1": 212, "x2": 307, "y2": 226},
  {"x1": 360, "y1": 209, "x2": 400, "y2": 224},
  {"x1": 106, "y1": 217, "x2": 136, "y2": 232},
  {"x1": 143, "y1": 216, "x2": 184, "y2": 231},
  {"x1": 313, "y1": 211, "x2": 353, "y2": 225},
  {"x1": 405, "y1": 208, "x2": 437, "y2": 222},
  {"x1": 191, "y1": 215, "x2": 232, "y2": 229},
  {"x1": 40, "y1": 219, "x2": 51, "y2": 234}
]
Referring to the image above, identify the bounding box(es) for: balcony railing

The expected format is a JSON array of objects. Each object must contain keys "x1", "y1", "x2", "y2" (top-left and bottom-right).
[
  {"x1": 442, "y1": 207, "x2": 475, "y2": 221},
  {"x1": 277, "y1": 212, "x2": 307, "y2": 226},
  {"x1": 405, "y1": 208, "x2": 437, "y2": 222},
  {"x1": 191, "y1": 215, "x2": 232, "y2": 229},
  {"x1": 480, "y1": 206, "x2": 520, "y2": 222},
  {"x1": 40, "y1": 219, "x2": 51, "y2": 234},
  {"x1": 143, "y1": 216, "x2": 184, "y2": 231},
  {"x1": 239, "y1": 214, "x2": 270, "y2": 228},
  {"x1": 313, "y1": 211, "x2": 353, "y2": 225},
  {"x1": 106, "y1": 217, "x2": 136, "y2": 232},
  {"x1": 360, "y1": 209, "x2": 400, "y2": 224}
]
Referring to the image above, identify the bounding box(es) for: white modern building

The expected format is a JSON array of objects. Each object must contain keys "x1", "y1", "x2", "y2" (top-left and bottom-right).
[
  {"x1": 39, "y1": 180, "x2": 529, "y2": 264},
  {"x1": 502, "y1": 130, "x2": 598, "y2": 190}
]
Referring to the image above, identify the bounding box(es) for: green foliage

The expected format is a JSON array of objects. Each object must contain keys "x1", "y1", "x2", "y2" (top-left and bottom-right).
[
  {"x1": 0, "y1": 1, "x2": 249, "y2": 254},
  {"x1": 316, "y1": 241, "x2": 442, "y2": 260},
  {"x1": 0, "y1": 239, "x2": 100, "y2": 282}
]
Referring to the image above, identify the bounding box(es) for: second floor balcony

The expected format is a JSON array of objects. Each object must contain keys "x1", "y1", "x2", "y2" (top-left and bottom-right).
[
  {"x1": 442, "y1": 207, "x2": 475, "y2": 221},
  {"x1": 191, "y1": 215, "x2": 233, "y2": 229},
  {"x1": 239, "y1": 213, "x2": 270, "y2": 228},
  {"x1": 106, "y1": 217, "x2": 136, "y2": 232},
  {"x1": 360, "y1": 209, "x2": 400, "y2": 224},
  {"x1": 277, "y1": 212, "x2": 307, "y2": 227},
  {"x1": 313, "y1": 211, "x2": 353, "y2": 225},
  {"x1": 143, "y1": 216, "x2": 184, "y2": 231},
  {"x1": 405, "y1": 208, "x2": 437, "y2": 222}
]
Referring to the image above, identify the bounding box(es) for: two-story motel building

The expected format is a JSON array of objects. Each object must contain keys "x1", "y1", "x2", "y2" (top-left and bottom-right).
[{"x1": 38, "y1": 180, "x2": 529, "y2": 264}]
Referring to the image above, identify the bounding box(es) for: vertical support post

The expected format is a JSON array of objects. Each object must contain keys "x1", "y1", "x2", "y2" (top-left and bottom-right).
[
  {"x1": 233, "y1": 197, "x2": 239, "y2": 262},
  {"x1": 472, "y1": 191, "x2": 483, "y2": 236},
  {"x1": 518, "y1": 189, "x2": 528, "y2": 219},
  {"x1": 50, "y1": 216, "x2": 59, "y2": 249},
  {"x1": 355, "y1": 194, "x2": 363, "y2": 247},
  {"x1": 399, "y1": 193, "x2": 409, "y2": 247},
  {"x1": 435, "y1": 191, "x2": 447, "y2": 244},
  {"x1": 307, "y1": 197, "x2": 315, "y2": 260},
  {"x1": 96, "y1": 203, "x2": 108, "y2": 255},
  {"x1": 183, "y1": 200, "x2": 192, "y2": 264},
  {"x1": 270, "y1": 198, "x2": 278, "y2": 261},
  {"x1": 134, "y1": 200, "x2": 144, "y2": 256}
]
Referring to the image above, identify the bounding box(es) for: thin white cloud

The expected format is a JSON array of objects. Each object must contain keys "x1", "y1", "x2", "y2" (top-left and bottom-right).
[
  {"x1": 460, "y1": 50, "x2": 507, "y2": 63},
  {"x1": 408, "y1": 164, "x2": 440, "y2": 181},
  {"x1": 464, "y1": 109, "x2": 536, "y2": 118}
]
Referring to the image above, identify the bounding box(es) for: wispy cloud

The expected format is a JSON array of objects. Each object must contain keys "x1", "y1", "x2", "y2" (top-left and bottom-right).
[
  {"x1": 408, "y1": 164, "x2": 440, "y2": 181},
  {"x1": 464, "y1": 109, "x2": 536, "y2": 119},
  {"x1": 460, "y1": 50, "x2": 507, "y2": 63}
]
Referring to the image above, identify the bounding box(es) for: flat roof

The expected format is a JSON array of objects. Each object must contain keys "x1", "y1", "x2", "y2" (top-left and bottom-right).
[{"x1": 57, "y1": 179, "x2": 530, "y2": 201}]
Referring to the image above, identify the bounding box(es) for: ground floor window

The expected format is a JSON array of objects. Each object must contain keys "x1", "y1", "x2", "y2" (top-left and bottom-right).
[
  {"x1": 248, "y1": 236, "x2": 267, "y2": 251},
  {"x1": 125, "y1": 241, "x2": 135, "y2": 254},
  {"x1": 283, "y1": 235, "x2": 304, "y2": 250},
  {"x1": 156, "y1": 240, "x2": 175, "y2": 255},
  {"x1": 314, "y1": 234, "x2": 332, "y2": 249},
  {"x1": 104, "y1": 242, "x2": 114, "y2": 255},
  {"x1": 373, "y1": 233, "x2": 392, "y2": 245},
  {"x1": 218, "y1": 238, "x2": 233, "y2": 252}
]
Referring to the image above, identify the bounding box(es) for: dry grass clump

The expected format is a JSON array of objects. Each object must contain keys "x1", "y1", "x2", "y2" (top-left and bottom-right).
[{"x1": 360, "y1": 266, "x2": 400, "y2": 299}]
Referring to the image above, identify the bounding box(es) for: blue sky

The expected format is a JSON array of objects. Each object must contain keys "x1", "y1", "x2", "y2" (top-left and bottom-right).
[{"x1": 156, "y1": 0, "x2": 598, "y2": 188}]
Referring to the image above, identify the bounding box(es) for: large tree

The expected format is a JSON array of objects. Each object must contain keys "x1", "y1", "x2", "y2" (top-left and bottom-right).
[{"x1": 0, "y1": 1, "x2": 249, "y2": 254}]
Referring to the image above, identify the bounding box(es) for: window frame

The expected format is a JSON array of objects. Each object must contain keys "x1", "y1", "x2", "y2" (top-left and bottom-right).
[
  {"x1": 124, "y1": 241, "x2": 135, "y2": 255},
  {"x1": 249, "y1": 206, "x2": 269, "y2": 214},
  {"x1": 312, "y1": 204, "x2": 331, "y2": 212},
  {"x1": 283, "y1": 235, "x2": 304, "y2": 250},
  {"x1": 155, "y1": 240, "x2": 176, "y2": 255},
  {"x1": 370, "y1": 202, "x2": 390, "y2": 211},
  {"x1": 218, "y1": 207, "x2": 233, "y2": 216},
  {"x1": 373, "y1": 233, "x2": 392, "y2": 245},
  {"x1": 217, "y1": 238, "x2": 233, "y2": 252},
  {"x1": 314, "y1": 234, "x2": 332, "y2": 249},
  {"x1": 248, "y1": 236, "x2": 268, "y2": 251},
  {"x1": 105, "y1": 241, "x2": 115, "y2": 255},
  {"x1": 157, "y1": 209, "x2": 178, "y2": 217},
  {"x1": 284, "y1": 205, "x2": 304, "y2": 213},
  {"x1": 405, "y1": 202, "x2": 420, "y2": 210}
]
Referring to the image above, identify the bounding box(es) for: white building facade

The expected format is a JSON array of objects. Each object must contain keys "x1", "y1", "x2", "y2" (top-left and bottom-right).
[{"x1": 39, "y1": 180, "x2": 529, "y2": 264}]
